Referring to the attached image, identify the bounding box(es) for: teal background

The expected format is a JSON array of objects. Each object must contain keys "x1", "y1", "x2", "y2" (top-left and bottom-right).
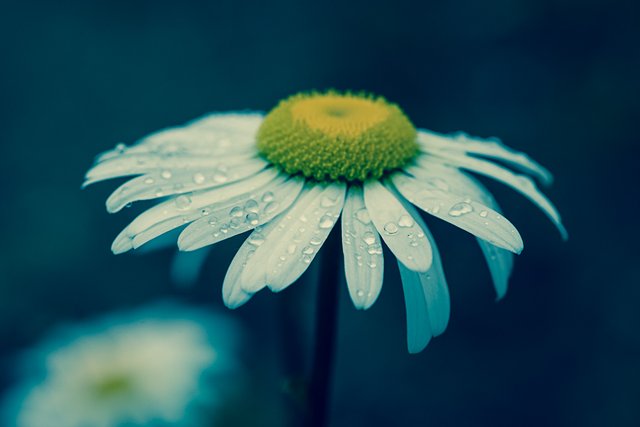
[{"x1": 0, "y1": 0, "x2": 638, "y2": 425}]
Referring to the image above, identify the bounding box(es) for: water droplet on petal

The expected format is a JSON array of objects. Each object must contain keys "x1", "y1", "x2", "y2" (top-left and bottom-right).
[
  {"x1": 448, "y1": 202, "x2": 473, "y2": 217},
  {"x1": 356, "y1": 289, "x2": 365, "y2": 297},
  {"x1": 174, "y1": 195, "x2": 192, "y2": 210},
  {"x1": 320, "y1": 195, "x2": 338, "y2": 208},
  {"x1": 262, "y1": 191, "x2": 275, "y2": 203},
  {"x1": 354, "y1": 208, "x2": 371, "y2": 224},
  {"x1": 161, "y1": 170, "x2": 172, "y2": 179},
  {"x1": 318, "y1": 215, "x2": 335, "y2": 229},
  {"x1": 213, "y1": 171, "x2": 228, "y2": 183},
  {"x1": 244, "y1": 199, "x2": 259, "y2": 213},
  {"x1": 479, "y1": 210, "x2": 488, "y2": 218},
  {"x1": 383, "y1": 222, "x2": 398, "y2": 235},
  {"x1": 245, "y1": 212, "x2": 259, "y2": 226},
  {"x1": 302, "y1": 246, "x2": 314, "y2": 255},
  {"x1": 263, "y1": 202, "x2": 279, "y2": 214},
  {"x1": 143, "y1": 177, "x2": 154, "y2": 184},
  {"x1": 115, "y1": 143, "x2": 126, "y2": 153},
  {"x1": 248, "y1": 234, "x2": 265, "y2": 246},
  {"x1": 398, "y1": 215, "x2": 414, "y2": 228},
  {"x1": 230, "y1": 206, "x2": 243, "y2": 217},
  {"x1": 287, "y1": 244, "x2": 297, "y2": 254},
  {"x1": 310, "y1": 235, "x2": 323, "y2": 245},
  {"x1": 362, "y1": 232, "x2": 376, "y2": 245},
  {"x1": 192, "y1": 173, "x2": 205, "y2": 184}
]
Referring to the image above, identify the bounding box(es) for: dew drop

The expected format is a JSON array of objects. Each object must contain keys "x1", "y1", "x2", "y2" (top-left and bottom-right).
[
  {"x1": 200, "y1": 208, "x2": 210, "y2": 216},
  {"x1": 115, "y1": 143, "x2": 126, "y2": 153},
  {"x1": 244, "y1": 199, "x2": 259, "y2": 213},
  {"x1": 356, "y1": 289, "x2": 365, "y2": 297},
  {"x1": 383, "y1": 222, "x2": 399, "y2": 235},
  {"x1": 287, "y1": 244, "x2": 297, "y2": 254},
  {"x1": 263, "y1": 202, "x2": 280, "y2": 214},
  {"x1": 161, "y1": 170, "x2": 172, "y2": 180},
  {"x1": 310, "y1": 235, "x2": 323, "y2": 245},
  {"x1": 245, "y1": 212, "x2": 259, "y2": 226},
  {"x1": 174, "y1": 195, "x2": 192, "y2": 210},
  {"x1": 229, "y1": 218, "x2": 241, "y2": 229},
  {"x1": 320, "y1": 195, "x2": 338, "y2": 208},
  {"x1": 192, "y1": 173, "x2": 205, "y2": 184},
  {"x1": 302, "y1": 254, "x2": 312, "y2": 264},
  {"x1": 362, "y1": 232, "x2": 376, "y2": 245},
  {"x1": 143, "y1": 177, "x2": 154, "y2": 185},
  {"x1": 398, "y1": 215, "x2": 414, "y2": 228},
  {"x1": 248, "y1": 234, "x2": 265, "y2": 246},
  {"x1": 318, "y1": 215, "x2": 335, "y2": 229},
  {"x1": 354, "y1": 208, "x2": 371, "y2": 224},
  {"x1": 479, "y1": 210, "x2": 488, "y2": 218},
  {"x1": 261, "y1": 191, "x2": 275, "y2": 203},
  {"x1": 213, "y1": 172, "x2": 228, "y2": 183},
  {"x1": 448, "y1": 202, "x2": 473, "y2": 217},
  {"x1": 230, "y1": 206, "x2": 244, "y2": 217},
  {"x1": 208, "y1": 217, "x2": 218, "y2": 225}
]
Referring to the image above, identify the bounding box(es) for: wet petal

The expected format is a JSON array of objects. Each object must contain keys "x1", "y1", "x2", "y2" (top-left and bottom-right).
[
  {"x1": 105, "y1": 157, "x2": 268, "y2": 213},
  {"x1": 177, "y1": 176, "x2": 305, "y2": 251},
  {"x1": 391, "y1": 173, "x2": 524, "y2": 254},
  {"x1": 239, "y1": 183, "x2": 346, "y2": 294},
  {"x1": 398, "y1": 262, "x2": 432, "y2": 353},
  {"x1": 341, "y1": 185, "x2": 384, "y2": 310},
  {"x1": 423, "y1": 149, "x2": 567, "y2": 239},
  {"x1": 111, "y1": 169, "x2": 279, "y2": 254},
  {"x1": 417, "y1": 130, "x2": 553, "y2": 185},
  {"x1": 222, "y1": 238, "x2": 260, "y2": 309},
  {"x1": 363, "y1": 181, "x2": 432, "y2": 272}
]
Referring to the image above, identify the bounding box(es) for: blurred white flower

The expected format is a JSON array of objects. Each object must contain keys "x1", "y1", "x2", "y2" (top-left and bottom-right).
[{"x1": 3, "y1": 303, "x2": 238, "y2": 427}]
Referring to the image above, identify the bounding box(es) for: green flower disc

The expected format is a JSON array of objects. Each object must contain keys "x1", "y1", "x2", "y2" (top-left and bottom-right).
[{"x1": 256, "y1": 91, "x2": 418, "y2": 182}]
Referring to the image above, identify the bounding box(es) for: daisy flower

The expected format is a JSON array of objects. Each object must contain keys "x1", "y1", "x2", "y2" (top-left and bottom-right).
[
  {"x1": 3, "y1": 303, "x2": 238, "y2": 427},
  {"x1": 85, "y1": 91, "x2": 565, "y2": 353}
]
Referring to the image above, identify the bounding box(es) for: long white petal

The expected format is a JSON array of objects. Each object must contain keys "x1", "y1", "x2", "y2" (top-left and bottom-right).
[
  {"x1": 398, "y1": 262, "x2": 432, "y2": 354},
  {"x1": 105, "y1": 157, "x2": 268, "y2": 212},
  {"x1": 406, "y1": 162, "x2": 515, "y2": 298},
  {"x1": 111, "y1": 169, "x2": 279, "y2": 254},
  {"x1": 363, "y1": 181, "x2": 432, "y2": 272},
  {"x1": 341, "y1": 185, "x2": 384, "y2": 310},
  {"x1": 239, "y1": 182, "x2": 346, "y2": 294},
  {"x1": 422, "y1": 150, "x2": 567, "y2": 239},
  {"x1": 96, "y1": 113, "x2": 262, "y2": 163},
  {"x1": 401, "y1": 202, "x2": 450, "y2": 336},
  {"x1": 85, "y1": 152, "x2": 256, "y2": 187},
  {"x1": 417, "y1": 130, "x2": 553, "y2": 185},
  {"x1": 177, "y1": 176, "x2": 305, "y2": 251},
  {"x1": 391, "y1": 173, "x2": 523, "y2": 254},
  {"x1": 222, "y1": 237, "x2": 261, "y2": 309}
]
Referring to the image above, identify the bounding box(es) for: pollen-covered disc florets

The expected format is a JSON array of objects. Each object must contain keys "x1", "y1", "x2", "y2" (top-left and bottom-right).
[{"x1": 257, "y1": 91, "x2": 418, "y2": 181}]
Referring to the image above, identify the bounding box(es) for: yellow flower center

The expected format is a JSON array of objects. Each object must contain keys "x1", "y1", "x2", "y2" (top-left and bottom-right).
[
  {"x1": 256, "y1": 91, "x2": 418, "y2": 181},
  {"x1": 92, "y1": 374, "x2": 134, "y2": 398}
]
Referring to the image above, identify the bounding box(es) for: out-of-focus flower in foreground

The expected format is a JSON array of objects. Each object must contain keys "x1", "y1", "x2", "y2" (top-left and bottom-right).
[
  {"x1": 85, "y1": 91, "x2": 566, "y2": 352},
  {"x1": 3, "y1": 303, "x2": 238, "y2": 427}
]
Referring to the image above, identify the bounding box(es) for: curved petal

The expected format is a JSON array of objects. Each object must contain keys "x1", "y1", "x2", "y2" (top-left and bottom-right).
[
  {"x1": 421, "y1": 149, "x2": 567, "y2": 239},
  {"x1": 341, "y1": 185, "x2": 384, "y2": 310},
  {"x1": 406, "y1": 162, "x2": 515, "y2": 298},
  {"x1": 391, "y1": 173, "x2": 523, "y2": 254},
  {"x1": 398, "y1": 262, "x2": 432, "y2": 354},
  {"x1": 363, "y1": 181, "x2": 432, "y2": 272},
  {"x1": 417, "y1": 130, "x2": 553, "y2": 185},
  {"x1": 222, "y1": 238, "x2": 260, "y2": 309},
  {"x1": 111, "y1": 169, "x2": 279, "y2": 254},
  {"x1": 105, "y1": 157, "x2": 268, "y2": 212},
  {"x1": 239, "y1": 182, "x2": 346, "y2": 294},
  {"x1": 177, "y1": 176, "x2": 305, "y2": 251}
]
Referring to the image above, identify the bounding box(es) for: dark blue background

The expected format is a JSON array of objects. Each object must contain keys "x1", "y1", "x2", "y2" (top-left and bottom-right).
[{"x1": 1, "y1": 0, "x2": 638, "y2": 425}]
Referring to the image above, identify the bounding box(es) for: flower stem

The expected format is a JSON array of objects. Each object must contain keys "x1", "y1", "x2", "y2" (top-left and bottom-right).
[{"x1": 305, "y1": 227, "x2": 341, "y2": 427}]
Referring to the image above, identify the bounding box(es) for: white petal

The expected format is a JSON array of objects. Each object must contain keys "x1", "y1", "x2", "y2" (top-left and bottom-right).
[
  {"x1": 398, "y1": 262, "x2": 432, "y2": 353},
  {"x1": 170, "y1": 247, "x2": 211, "y2": 288},
  {"x1": 391, "y1": 173, "x2": 524, "y2": 254},
  {"x1": 96, "y1": 113, "x2": 261, "y2": 163},
  {"x1": 111, "y1": 169, "x2": 279, "y2": 254},
  {"x1": 222, "y1": 239, "x2": 259, "y2": 309},
  {"x1": 105, "y1": 157, "x2": 268, "y2": 213},
  {"x1": 402, "y1": 202, "x2": 451, "y2": 336},
  {"x1": 177, "y1": 176, "x2": 305, "y2": 251},
  {"x1": 422, "y1": 149, "x2": 567, "y2": 239},
  {"x1": 477, "y1": 239, "x2": 513, "y2": 300},
  {"x1": 341, "y1": 185, "x2": 384, "y2": 310},
  {"x1": 417, "y1": 130, "x2": 553, "y2": 185},
  {"x1": 363, "y1": 181, "x2": 433, "y2": 272},
  {"x1": 85, "y1": 152, "x2": 256, "y2": 187},
  {"x1": 239, "y1": 182, "x2": 346, "y2": 294}
]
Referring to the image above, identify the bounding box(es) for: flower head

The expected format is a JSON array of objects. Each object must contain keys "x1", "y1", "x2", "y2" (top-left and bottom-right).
[
  {"x1": 85, "y1": 91, "x2": 566, "y2": 353},
  {"x1": 3, "y1": 303, "x2": 238, "y2": 427}
]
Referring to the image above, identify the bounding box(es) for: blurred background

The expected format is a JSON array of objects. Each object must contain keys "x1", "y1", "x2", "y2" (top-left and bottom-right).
[{"x1": 0, "y1": 0, "x2": 638, "y2": 425}]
